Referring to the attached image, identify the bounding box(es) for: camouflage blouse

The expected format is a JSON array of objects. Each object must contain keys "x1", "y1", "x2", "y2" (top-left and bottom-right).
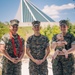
[
  {"x1": 1, "y1": 33, "x2": 25, "y2": 58},
  {"x1": 52, "y1": 32, "x2": 75, "y2": 50},
  {"x1": 26, "y1": 34, "x2": 49, "y2": 60}
]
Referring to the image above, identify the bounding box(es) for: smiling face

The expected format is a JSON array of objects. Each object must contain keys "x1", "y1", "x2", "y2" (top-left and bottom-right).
[
  {"x1": 32, "y1": 24, "x2": 41, "y2": 33},
  {"x1": 9, "y1": 24, "x2": 18, "y2": 34},
  {"x1": 60, "y1": 25, "x2": 68, "y2": 34}
]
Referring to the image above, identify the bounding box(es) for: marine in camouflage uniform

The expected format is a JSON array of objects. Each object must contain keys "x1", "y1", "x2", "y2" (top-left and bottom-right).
[
  {"x1": 52, "y1": 20, "x2": 75, "y2": 75},
  {"x1": 0, "y1": 19, "x2": 25, "y2": 75},
  {"x1": 26, "y1": 21, "x2": 50, "y2": 75}
]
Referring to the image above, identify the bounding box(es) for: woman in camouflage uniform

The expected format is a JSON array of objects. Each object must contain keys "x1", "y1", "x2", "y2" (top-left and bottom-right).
[
  {"x1": 26, "y1": 21, "x2": 50, "y2": 75},
  {"x1": 0, "y1": 19, "x2": 25, "y2": 75},
  {"x1": 52, "y1": 20, "x2": 75, "y2": 75}
]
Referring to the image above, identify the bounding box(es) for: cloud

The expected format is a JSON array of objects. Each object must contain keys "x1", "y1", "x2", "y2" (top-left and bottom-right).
[{"x1": 42, "y1": 3, "x2": 74, "y2": 19}]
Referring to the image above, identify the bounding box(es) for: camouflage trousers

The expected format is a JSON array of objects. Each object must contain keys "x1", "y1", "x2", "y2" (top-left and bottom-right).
[
  {"x1": 2, "y1": 60, "x2": 22, "y2": 75},
  {"x1": 52, "y1": 54, "x2": 74, "y2": 75},
  {"x1": 29, "y1": 59, "x2": 48, "y2": 75}
]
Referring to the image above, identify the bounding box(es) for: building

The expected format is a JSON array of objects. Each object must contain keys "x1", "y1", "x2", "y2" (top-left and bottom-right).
[{"x1": 15, "y1": 0, "x2": 58, "y2": 27}]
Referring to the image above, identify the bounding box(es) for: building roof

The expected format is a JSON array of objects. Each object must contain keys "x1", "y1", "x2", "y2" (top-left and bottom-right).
[{"x1": 15, "y1": 0, "x2": 55, "y2": 22}]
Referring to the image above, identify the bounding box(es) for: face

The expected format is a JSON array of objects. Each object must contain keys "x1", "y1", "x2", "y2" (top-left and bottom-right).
[
  {"x1": 60, "y1": 25, "x2": 68, "y2": 33},
  {"x1": 9, "y1": 25, "x2": 18, "y2": 34},
  {"x1": 32, "y1": 25, "x2": 40, "y2": 32},
  {"x1": 57, "y1": 34, "x2": 64, "y2": 40}
]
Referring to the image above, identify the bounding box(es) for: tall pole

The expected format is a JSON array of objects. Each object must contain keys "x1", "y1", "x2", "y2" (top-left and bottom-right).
[{"x1": 21, "y1": 0, "x2": 23, "y2": 22}]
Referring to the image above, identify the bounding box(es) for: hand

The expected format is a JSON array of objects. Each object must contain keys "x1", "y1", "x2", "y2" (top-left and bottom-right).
[
  {"x1": 32, "y1": 59, "x2": 42, "y2": 65},
  {"x1": 33, "y1": 59, "x2": 40, "y2": 65},
  {"x1": 52, "y1": 50, "x2": 59, "y2": 59},
  {"x1": 38, "y1": 59, "x2": 45, "y2": 65},
  {"x1": 64, "y1": 41, "x2": 67, "y2": 45},
  {"x1": 10, "y1": 58, "x2": 21, "y2": 64},
  {"x1": 57, "y1": 41, "x2": 63, "y2": 46},
  {"x1": 58, "y1": 51, "x2": 64, "y2": 55},
  {"x1": 16, "y1": 58, "x2": 21, "y2": 63},
  {"x1": 42, "y1": 58, "x2": 45, "y2": 62},
  {"x1": 51, "y1": 53, "x2": 55, "y2": 59},
  {"x1": 13, "y1": 58, "x2": 22, "y2": 64},
  {"x1": 11, "y1": 58, "x2": 17, "y2": 64}
]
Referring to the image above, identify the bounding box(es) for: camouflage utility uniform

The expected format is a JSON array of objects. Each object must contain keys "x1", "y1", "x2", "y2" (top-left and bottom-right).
[
  {"x1": 1, "y1": 33, "x2": 25, "y2": 75},
  {"x1": 26, "y1": 34, "x2": 49, "y2": 75},
  {"x1": 52, "y1": 32, "x2": 75, "y2": 75}
]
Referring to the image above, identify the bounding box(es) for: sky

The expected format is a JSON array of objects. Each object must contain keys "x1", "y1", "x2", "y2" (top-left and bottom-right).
[{"x1": 0, "y1": 0, "x2": 75, "y2": 22}]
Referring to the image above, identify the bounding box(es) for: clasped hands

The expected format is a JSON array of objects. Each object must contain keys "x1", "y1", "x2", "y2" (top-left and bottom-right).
[
  {"x1": 32, "y1": 58, "x2": 45, "y2": 65},
  {"x1": 11, "y1": 57, "x2": 21, "y2": 64}
]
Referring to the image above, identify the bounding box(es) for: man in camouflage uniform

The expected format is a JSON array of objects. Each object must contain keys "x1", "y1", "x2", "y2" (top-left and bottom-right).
[
  {"x1": 52, "y1": 20, "x2": 75, "y2": 75},
  {"x1": 26, "y1": 21, "x2": 50, "y2": 75},
  {"x1": 0, "y1": 19, "x2": 25, "y2": 75}
]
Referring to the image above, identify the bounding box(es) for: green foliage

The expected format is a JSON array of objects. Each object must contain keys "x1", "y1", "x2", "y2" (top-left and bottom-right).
[
  {"x1": 40, "y1": 25, "x2": 60, "y2": 41},
  {"x1": 68, "y1": 25, "x2": 75, "y2": 36},
  {"x1": 66, "y1": 20, "x2": 75, "y2": 36},
  {"x1": 0, "y1": 21, "x2": 33, "y2": 40},
  {"x1": 40, "y1": 21, "x2": 75, "y2": 41},
  {"x1": 18, "y1": 26, "x2": 33, "y2": 40},
  {"x1": 0, "y1": 21, "x2": 75, "y2": 41},
  {"x1": 40, "y1": 20, "x2": 75, "y2": 40},
  {"x1": 0, "y1": 22, "x2": 9, "y2": 39},
  {"x1": 51, "y1": 25, "x2": 60, "y2": 35}
]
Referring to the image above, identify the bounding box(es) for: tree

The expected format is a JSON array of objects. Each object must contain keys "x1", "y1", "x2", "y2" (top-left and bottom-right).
[
  {"x1": 0, "y1": 22, "x2": 9, "y2": 39},
  {"x1": 40, "y1": 25, "x2": 60, "y2": 41}
]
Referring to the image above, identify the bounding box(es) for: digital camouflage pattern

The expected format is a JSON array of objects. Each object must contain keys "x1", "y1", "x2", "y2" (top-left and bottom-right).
[
  {"x1": 52, "y1": 32, "x2": 75, "y2": 75},
  {"x1": 55, "y1": 43, "x2": 65, "y2": 51},
  {"x1": 26, "y1": 34, "x2": 49, "y2": 75},
  {"x1": 1, "y1": 33, "x2": 25, "y2": 75}
]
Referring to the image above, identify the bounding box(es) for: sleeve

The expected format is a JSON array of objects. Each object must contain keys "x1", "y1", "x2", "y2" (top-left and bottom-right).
[
  {"x1": 21, "y1": 38, "x2": 25, "y2": 47},
  {"x1": 71, "y1": 35, "x2": 75, "y2": 45},
  {"x1": 0, "y1": 40, "x2": 5, "y2": 45},
  {"x1": 26, "y1": 37, "x2": 31, "y2": 48},
  {"x1": 51, "y1": 34, "x2": 57, "y2": 43},
  {"x1": 46, "y1": 36, "x2": 49, "y2": 47},
  {"x1": 0, "y1": 34, "x2": 7, "y2": 45}
]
